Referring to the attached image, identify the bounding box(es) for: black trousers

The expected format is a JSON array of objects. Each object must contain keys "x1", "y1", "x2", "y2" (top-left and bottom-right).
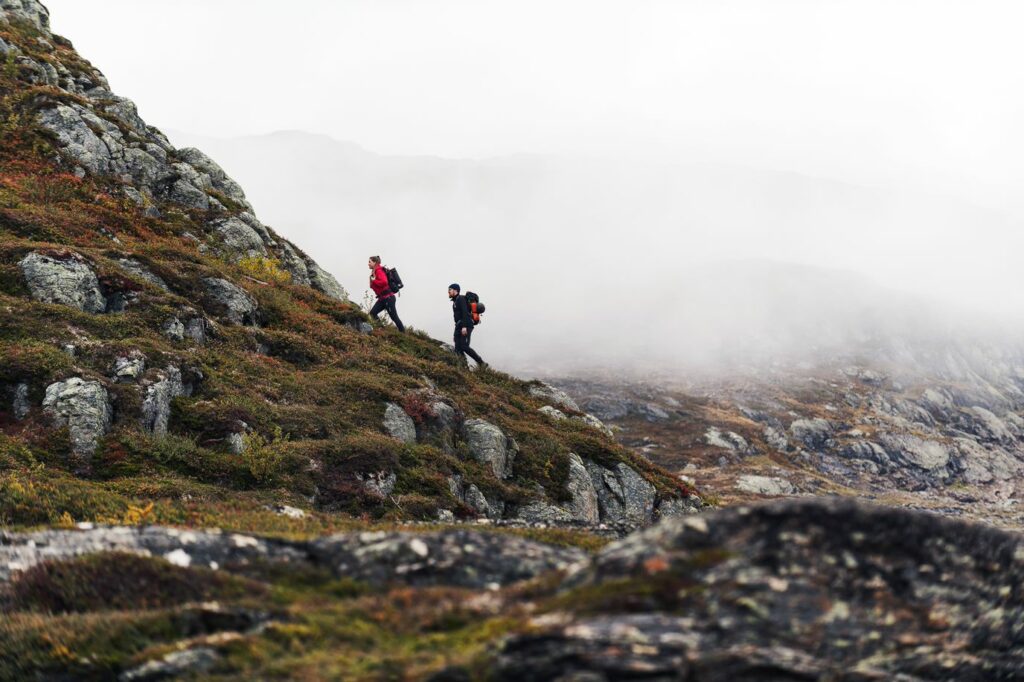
[
  {"x1": 454, "y1": 326, "x2": 484, "y2": 365},
  {"x1": 370, "y1": 295, "x2": 405, "y2": 332}
]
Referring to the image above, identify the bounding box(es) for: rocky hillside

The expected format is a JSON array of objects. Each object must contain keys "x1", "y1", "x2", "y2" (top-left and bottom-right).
[
  {"x1": 0, "y1": 0, "x2": 695, "y2": 532},
  {"x1": 3, "y1": 497, "x2": 1022, "y2": 679},
  {"x1": 554, "y1": 338, "x2": 1024, "y2": 526}
]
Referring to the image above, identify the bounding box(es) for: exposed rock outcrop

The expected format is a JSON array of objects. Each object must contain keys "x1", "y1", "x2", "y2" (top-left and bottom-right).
[
  {"x1": 529, "y1": 382, "x2": 580, "y2": 412},
  {"x1": 42, "y1": 378, "x2": 111, "y2": 458},
  {"x1": 19, "y1": 252, "x2": 107, "y2": 313},
  {"x1": 140, "y1": 366, "x2": 188, "y2": 436},
  {"x1": 112, "y1": 352, "x2": 146, "y2": 383},
  {"x1": 495, "y1": 498, "x2": 1024, "y2": 680},
  {"x1": 461, "y1": 419, "x2": 516, "y2": 479},
  {"x1": 585, "y1": 460, "x2": 657, "y2": 525},
  {"x1": 11, "y1": 382, "x2": 30, "y2": 420},
  {"x1": 1, "y1": 0, "x2": 50, "y2": 32},
  {"x1": 789, "y1": 417, "x2": 833, "y2": 450},
  {"x1": 448, "y1": 474, "x2": 494, "y2": 518},
  {"x1": 564, "y1": 453, "x2": 600, "y2": 523},
  {"x1": 0, "y1": 0, "x2": 347, "y2": 302},
  {"x1": 116, "y1": 258, "x2": 169, "y2": 292},
  {"x1": 382, "y1": 403, "x2": 416, "y2": 444},
  {"x1": 210, "y1": 216, "x2": 268, "y2": 260},
  {"x1": 202, "y1": 278, "x2": 258, "y2": 326},
  {"x1": 0, "y1": 525, "x2": 586, "y2": 590},
  {"x1": 735, "y1": 474, "x2": 795, "y2": 496},
  {"x1": 517, "y1": 454, "x2": 601, "y2": 525}
]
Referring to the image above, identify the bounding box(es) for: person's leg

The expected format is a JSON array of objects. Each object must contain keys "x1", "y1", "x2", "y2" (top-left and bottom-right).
[
  {"x1": 369, "y1": 298, "x2": 387, "y2": 321},
  {"x1": 453, "y1": 328, "x2": 468, "y2": 362},
  {"x1": 463, "y1": 328, "x2": 485, "y2": 366},
  {"x1": 385, "y1": 297, "x2": 405, "y2": 332}
]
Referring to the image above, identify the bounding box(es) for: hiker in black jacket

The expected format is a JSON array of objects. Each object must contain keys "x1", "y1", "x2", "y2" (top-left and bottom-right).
[{"x1": 448, "y1": 283, "x2": 485, "y2": 367}]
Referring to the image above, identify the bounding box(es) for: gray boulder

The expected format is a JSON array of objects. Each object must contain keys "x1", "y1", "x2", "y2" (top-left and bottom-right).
[
  {"x1": 117, "y1": 258, "x2": 169, "y2": 292},
  {"x1": 736, "y1": 474, "x2": 796, "y2": 496},
  {"x1": 462, "y1": 419, "x2": 516, "y2": 479},
  {"x1": 704, "y1": 427, "x2": 750, "y2": 452},
  {"x1": 417, "y1": 400, "x2": 459, "y2": 452},
  {"x1": 358, "y1": 471, "x2": 397, "y2": 498},
  {"x1": 841, "y1": 440, "x2": 891, "y2": 468},
  {"x1": 112, "y1": 352, "x2": 146, "y2": 383},
  {"x1": 463, "y1": 484, "x2": 491, "y2": 516},
  {"x1": 577, "y1": 413, "x2": 614, "y2": 438},
  {"x1": 162, "y1": 317, "x2": 185, "y2": 342},
  {"x1": 965, "y1": 406, "x2": 1014, "y2": 443},
  {"x1": 120, "y1": 648, "x2": 218, "y2": 682},
  {"x1": 176, "y1": 147, "x2": 252, "y2": 210},
  {"x1": 307, "y1": 261, "x2": 348, "y2": 301},
  {"x1": 19, "y1": 252, "x2": 106, "y2": 313},
  {"x1": 210, "y1": 216, "x2": 268, "y2": 260},
  {"x1": 226, "y1": 431, "x2": 246, "y2": 455},
  {"x1": 517, "y1": 454, "x2": 600, "y2": 524},
  {"x1": 789, "y1": 417, "x2": 833, "y2": 450},
  {"x1": 42, "y1": 378, "x2": 111, "y2": 457},
  {"x1": 763, "y1": 425, "x2": 789, "y2": 451},
  {"x1": 529, "y1": 382, "x2": 580, "y2": 412},
  {"x1": 636, "y1": 403, "x2": 671, "y2": 422},
  {"x1": 538, "y1": 405, "x2": 567, "y2": 421},
  {"x1": 448, "y1": 474, "x2": 494, "y2": 517},
  {"x1": 185, "y1": 317, "x2": 212, "y2": 344},
  {"x1": 383, "y1": 403, "x2": 416, "y2": 444},
  {"x1": 307, "y1": 529, "x2": 587, "y2": 588},
  {"x1": 565, "y1": 453, "x2": 599, "y2": 524},
  {"x1": 516, "y1": 500, "x2": 576, "y2": 524},
  {"x1": 0, "y1": 0, "x2": 51, "y2": 32},
  {"x1": 277, "y1": 242, "x2": 312, "y2": 286},
  {"x1": 585, "y1": 460, "x2": 656, "y2": 526},
  {"x1": 202, "y1": 278, "x2": 258, "y2": 326},
  {"x1": 140, "y1": 367, "x2": 187, "y2": 436},
  {"x1": 955, "y1": 438, "x2": 1020, "y2": 484},
  {"x1": 36, "y1": 103, "x2": 125, "y2": 177},
  {"x1": 11, "y1": 382, "x2": 30, "y2": 421},
  {"x1": 654, "y1": 497, "x2": 697, "y2": 519},
  {"x1": 878, "y1": 433, "x2": 950, "y2": 472}
]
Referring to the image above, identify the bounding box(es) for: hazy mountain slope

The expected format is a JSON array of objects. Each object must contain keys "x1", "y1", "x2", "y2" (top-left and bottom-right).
[
  {"x1": 0, "y1": 1, "x2": 693, "y2": 533},
  {"x1": 169, "y1": 129, "x2": 1024, "y2": 374}
]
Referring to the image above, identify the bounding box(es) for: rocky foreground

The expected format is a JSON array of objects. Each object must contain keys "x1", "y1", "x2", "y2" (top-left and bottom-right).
[{"x1": 3, "y1": 498, "x2": 1024, "y2": 680}]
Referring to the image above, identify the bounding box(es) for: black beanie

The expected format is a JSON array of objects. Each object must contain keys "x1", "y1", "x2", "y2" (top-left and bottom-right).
[{"x1": 449, "y1": 283, "x2": 461, "y2": 292}]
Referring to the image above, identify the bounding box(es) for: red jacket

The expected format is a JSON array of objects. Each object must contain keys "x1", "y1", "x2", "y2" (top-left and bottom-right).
[{"x1": 370, "y1": 265, "x2": 393, "y2": 299}]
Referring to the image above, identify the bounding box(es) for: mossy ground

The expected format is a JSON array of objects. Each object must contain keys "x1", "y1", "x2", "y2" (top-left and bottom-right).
[{"x1": 1, "y1": 545, "x2": 690, "y2": 680}]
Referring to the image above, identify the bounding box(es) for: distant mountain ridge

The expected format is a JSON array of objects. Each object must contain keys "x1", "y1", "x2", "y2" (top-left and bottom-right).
[{"x1": 168, "y1": 128, "x2": 1024, "y2": 374}]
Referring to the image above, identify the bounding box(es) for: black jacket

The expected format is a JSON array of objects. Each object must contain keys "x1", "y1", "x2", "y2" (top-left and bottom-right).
[{"x1": 452, "y1": 294, "x2": 474, "y2": 330}]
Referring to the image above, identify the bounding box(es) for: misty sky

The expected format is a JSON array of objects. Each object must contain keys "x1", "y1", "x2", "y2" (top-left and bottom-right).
[
  {"x1": 38, "y1": 0, "x2": 1024, "y2": 373},
  {"x1": 46, "y1": 0, "x2": 1024, "y2": 215}
]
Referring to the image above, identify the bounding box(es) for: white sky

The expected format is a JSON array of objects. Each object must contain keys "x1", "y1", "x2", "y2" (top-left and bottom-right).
[{"x1": 44, "y1": 0, "x2": 1024, "y2": 215}]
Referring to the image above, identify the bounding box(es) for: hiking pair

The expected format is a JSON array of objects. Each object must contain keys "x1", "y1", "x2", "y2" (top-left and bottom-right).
[{"x1": 367, "y1": 257, "x2": 487, "y2": 367}]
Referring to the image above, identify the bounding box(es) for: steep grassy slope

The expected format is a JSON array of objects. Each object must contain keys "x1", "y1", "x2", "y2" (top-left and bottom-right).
[{"x1": 0, "y1": 6, "x2": 693, "y2": 532}]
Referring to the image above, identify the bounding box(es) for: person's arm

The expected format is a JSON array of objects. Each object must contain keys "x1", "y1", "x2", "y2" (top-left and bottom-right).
[
  {"x1": 457, "y1": 296, "x2": 472, "y2": 331},
  {"x1": 372, "y1": 267, "x2": 389, "y2": 290}
]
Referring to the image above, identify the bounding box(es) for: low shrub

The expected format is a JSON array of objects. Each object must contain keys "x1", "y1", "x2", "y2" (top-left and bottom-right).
[{"x1": 5, "y1": 552, "x2": 263, "y2": 613}]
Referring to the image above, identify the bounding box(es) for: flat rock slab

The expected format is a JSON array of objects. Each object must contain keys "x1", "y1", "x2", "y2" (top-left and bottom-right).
[
  {"x1": 308, "y1": 529, "x2": 587, "y2": 589},
  {"x1": 0, "y1": 526, "x2": 586, "y2": 589},
  {"x1": 495, "y1": 498, "x2": 1024, "y2": 681}
]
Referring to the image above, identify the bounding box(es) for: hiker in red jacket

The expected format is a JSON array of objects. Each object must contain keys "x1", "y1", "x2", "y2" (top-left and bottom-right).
[{"x1": 367, "y1": 256, "x2": 405, "y2": 332}]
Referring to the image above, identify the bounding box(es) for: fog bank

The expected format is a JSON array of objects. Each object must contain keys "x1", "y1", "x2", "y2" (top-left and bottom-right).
[{"x1": 169, "y1": 130, "x2": 1024, "y2": 375}]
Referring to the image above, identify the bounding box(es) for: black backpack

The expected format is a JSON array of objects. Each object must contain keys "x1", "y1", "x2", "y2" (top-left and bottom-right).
[
  {"x1": 465, "y1": 291, "x2": 486, "y2": 324},
  {"x1": 385, "y1": 267, "x2": 404, "y2": 293}
]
